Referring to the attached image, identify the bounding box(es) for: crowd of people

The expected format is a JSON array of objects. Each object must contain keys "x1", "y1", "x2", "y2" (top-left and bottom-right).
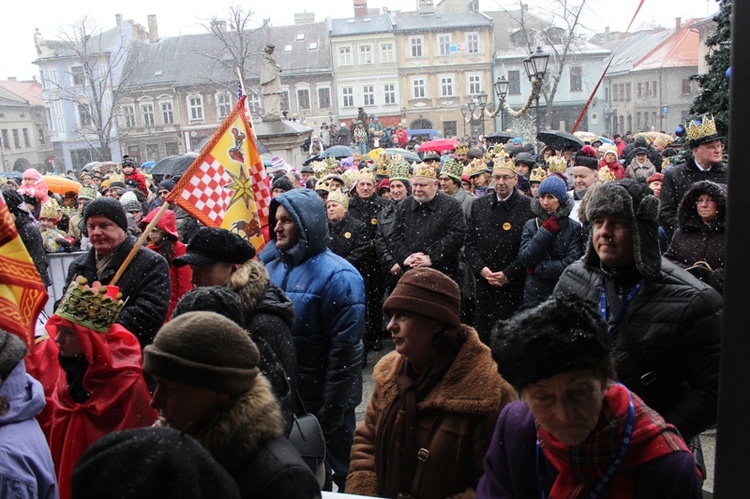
[{"x1": 0, "y1": 112, "x2": 726, "y2": 498}]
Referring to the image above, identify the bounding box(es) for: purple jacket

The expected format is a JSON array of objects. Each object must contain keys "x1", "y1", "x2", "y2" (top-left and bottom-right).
[
  {"x1": 476, "y1": 402, "x2": 702, "y2": 498},
  {"x1": 0, "y1": 361, "x2": 58, "y2": 498}
]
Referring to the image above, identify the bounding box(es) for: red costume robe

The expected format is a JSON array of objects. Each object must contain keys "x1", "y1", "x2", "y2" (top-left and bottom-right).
[{"x1": 45, "y1": 315, "x2": 157, "y2": 499}]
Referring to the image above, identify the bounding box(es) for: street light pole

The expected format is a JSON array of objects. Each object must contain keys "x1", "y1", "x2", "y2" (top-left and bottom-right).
[
  {"x1": 478, "y1": 92, "x2": 487, "y2": 137},
  {"x1": 494, "y1": 76, "x2": 509, "y2": 132},
  {"x1": 460, "y1": 105, "x2": 467, "y2": 139},
  {"x1": 467, "y1": 100, "x2": 476, "y2": 138},
  {"x1": 523, "y1": 46, "x2": 550, "y2": 145}
]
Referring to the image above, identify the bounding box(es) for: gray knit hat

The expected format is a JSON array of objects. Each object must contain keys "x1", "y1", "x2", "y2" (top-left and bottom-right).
[
  {"x1": 0, "y1": 330, "x2": 27, "y2": 380},
  {"x1": 143, "y1": 312, "x2": 260, "y2": 395},
  {"x1": 584, "y1": 179, "x2": 661, "y2": 278}
]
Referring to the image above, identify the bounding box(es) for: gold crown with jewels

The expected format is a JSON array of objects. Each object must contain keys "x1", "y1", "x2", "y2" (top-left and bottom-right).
[
  {"x1": 389, "y1": 160, "x2": 411, "y2": 182},
  {"x1": 326, "y1": 188, "x2": 349, "y2": 208},
  {"x1": 55, "y1": 276, "x2": 125, "y2": 333},
  {"x1": 529, "y1": 167, "x2": 548, "y2": 183},
  {"x1": 546, "y1": 156, "x2": 568, "y2": 174},
  {"x1": 453, "y1": 144, "x2": 468, "y2": 155},
  {"x1": 686, "y1": 115, "x2": 719, "y2": 142},
  {"x1": 440, "y1": 159, "x2": 464, "y2": 181},
  {"x1": 411, "y1": 162, "x2": 438, "y2": 179}
]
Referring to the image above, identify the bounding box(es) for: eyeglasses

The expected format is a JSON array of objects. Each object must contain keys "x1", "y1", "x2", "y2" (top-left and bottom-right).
[
  {"x1": 700, "y1": 143, "x2": 724, "y2": 151},
  {"x1": 492, "y1": 174, "x2": 516, "y2": 181}
]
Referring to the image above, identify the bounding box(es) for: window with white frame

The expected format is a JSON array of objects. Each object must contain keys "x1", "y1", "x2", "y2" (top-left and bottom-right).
[
  {"x1": 438, "y1": 34, "x2": 452, "y2": 56},
  {"x1": 141, "y1": 103, "x2": 155, "y2": 126},
  {"x1": 440, "y1": 75, "x2": 454, "y2": 97},
  {"x1": 410, "y1": 37, "x2": 423, "y2": 58},
  {"x1": 70, "y1": 65, "x2": 85, "y2": 86},
  {"x1": 78, "y1": 104, "x2": 92, "y2": 127},
  {"x1": 342, "y1": 87, "x2": 354, "y2": 108},
  {"x1": 359, "y1": 45, "x2": 373, "y2": 65},
  {"x1": 569, "y1": 66, "x2": 582, "y2": 92},
  {"x1": 380, "y1": 43, "x2": 394, "y2": 63},
  {"x1": 412, "y1": 78, "x2": 426, "y2": 98},
  {"x1": 217, "y1": 92, "x2": 232, "y2": 119},
  {"x1": 247, "y1": 91, "x2": 261, "y2": 114},
  {"x1": 466, "y1": 33, "x2": 479, "y2": 54},
  {"x1": 384, "y1": 83, "x2": 396, "y2": 105},
  {"x1": 468, "y1": 74, "x2": 481, "y2": 95},
  {"x1": 123, "y1": 106, "x2": 136, "y2": 127},
  {"x1": 188, "y1": 95, "x2": 204, "y2": 121},
  {"x1": 363, "y1": 85, "x2": 375, "y2": 106},
  {"x1": 161, "y1": 102, "x2": 174, "y2": 124},
  {"x1": 318, "y1": 87, "x2": 331, "y2": 108},
  {"x1": 298, "y1": 88, "x2": 311, "y2": 110},
  {"x1": 338, "y1": 46, "x2": 352, "y2": 66}
]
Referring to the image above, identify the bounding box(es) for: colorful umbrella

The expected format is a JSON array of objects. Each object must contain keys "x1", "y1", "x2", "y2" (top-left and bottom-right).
[
  {"x1": 417, "y1": 138, "x2": 460, "y2": 153},
  {"x1": 42, "y1": 175, "x2": 82, "y2": 195}
]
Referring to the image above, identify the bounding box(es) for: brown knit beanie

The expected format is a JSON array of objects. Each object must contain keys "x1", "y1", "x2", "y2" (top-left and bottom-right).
[
  {"x1": 383, "y1": 268, "x2": 461, "y2": 328},
  {"x1": 143, "y1": 312, "x2": 260, "y2": 395}
]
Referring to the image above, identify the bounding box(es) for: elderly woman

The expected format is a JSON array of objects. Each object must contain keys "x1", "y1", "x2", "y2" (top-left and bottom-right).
[
  {"x1": 326, "y1": 189, "x2": 370, "y2": 273},
  {"x1": 477, "y1": 294, "x2": 702, "y2": 498},
  {"x1": 346, "y1": 268, "x2": 516, "y2": 498},
  {"x1": 518, "y1": 175, "x2": 584, "y2": 305},
  {"x1": 664, "y1": 180, "x2": 726, "y2": 294}
]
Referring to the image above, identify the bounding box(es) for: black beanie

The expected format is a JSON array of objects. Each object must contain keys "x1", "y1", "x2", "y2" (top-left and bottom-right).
[
  {"x1": 0, "y1": 330, "x2": 27, "y2": 380},
  {"x1": 72, "y1": 427, "x2": 241, "y2": 499},
  {"x1": 84, "y1": 197, "x2": 129, "y2": 232},
  {"x1": 383, "y1": 268, "x2": 461, "y2": 328},
  {"x1": 272, "y1": 175, "x2": 293, "y2": 193},
  {"x1": 144, "y1": 311, "x2": 260, "y2": 395},
  {"x1": 172, "y1": 286, "x2": 246, "y2": 327}
]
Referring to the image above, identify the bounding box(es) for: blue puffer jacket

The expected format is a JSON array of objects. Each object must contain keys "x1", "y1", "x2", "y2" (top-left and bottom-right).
[{"x1": 259, "y1": 189, "x2": 365, "y2": 411}]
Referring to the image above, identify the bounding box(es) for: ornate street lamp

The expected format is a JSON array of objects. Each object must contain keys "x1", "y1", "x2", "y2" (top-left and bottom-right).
[
  {"x1": 523, "y1": 46, "x2": 550, "y2": 137},
  {"x1": 493, "y1": 76, "x2": 510, "y2": 132},
  {"x1": 460, "y1": 105, "x2": 468, "y2": 138},
  {"x1": 477, "y1": 92, "x2": 488, "y2": 137}
]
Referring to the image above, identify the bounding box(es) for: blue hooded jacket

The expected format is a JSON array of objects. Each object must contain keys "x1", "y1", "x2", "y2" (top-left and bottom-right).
[
  {"x1": 259, "y1": 189, "x2": 365, "y2": 410},
  {"x1": 0, "y1": 361, "x2": 58, "y2": 498}
]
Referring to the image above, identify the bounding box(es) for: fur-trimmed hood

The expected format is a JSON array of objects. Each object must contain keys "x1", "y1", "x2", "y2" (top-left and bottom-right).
[
  {"x1": 531, "y1": 194, "x2": 574, "y2": 220},
  {"x1": 372, "y1": 326, "x2": 512, "y2": 414},
  {"x1": 677, "y1": 180, "x2": 727, "y2": 232},
  {"x1": 188, "y1": 375, "x2": 285, "y2": 472},
  {"x1": 226, "y1": 260, "x2": 294, "y2": 327},
  {"x1": 583, "y1": 179, "x2": 661, "y2": 278}
]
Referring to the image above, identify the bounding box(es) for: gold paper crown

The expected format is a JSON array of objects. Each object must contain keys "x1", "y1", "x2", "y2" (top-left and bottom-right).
[
  {"x1": 686, "y1": 114, "x2": 720, "y2": 142},
  {"x1": 315, "y1": 178, "x2": 331, "y2": 192},
  {"x1": 440, "y1": 159, "x2": 464, "y2": 181},
  {"x1": 467, "y1": 158, "x2": 490, "y2": 177},
  {"x1": 547, "y1": 156, "x2": 568, "y2": 174},
  {"x1": 325, "y1": 156, "x2": 338, "y2": 169},
  {"x1": 312, "y1": 161, "x2": 330, "y2": 179},
  {"x1": 40, "y1": 199, "x2": 61, "y2": 221},
  {"x1": 326, "y1": 189, "x2": 349, "y2": 208},
  {"x1": 491, "y1": 144, "x2": 508, "y2": 157},
  {"x1": 108, "y1": 172, "x2": 125, "y2": 185},
  {"x1": 454, "y1": 144, "x2": 468, "y2": 154},
  {"x1": 358, "y1": 168, "x2": 377, "y2": 184},
  {"x1": 55, "y1": 276, "x2": 125, "y2": 333},
  {"x1": 78, "y1": 186, "x2": 97, "y2": 200},
  {"x1": 597, "y1": 165, "x2": 616, "y2": 183},
  {"x1": 374, "y1": 156, "x2": 391, "y2": 178},
  {"x1": 411, "y1": 162, "x2": 438, "y2": 179},
  {"x1": 529, "y1": 167, "x2": 548, "y2": 183},
  {"x1": 341, "y1": 169, "x2": 360, "y2": 192},
  {"x1": 389, "y1": 160, "x2": 411, "y2": 182},
  {"x1": 493, "y1": 155, "x2": 516, "y2": 173}
]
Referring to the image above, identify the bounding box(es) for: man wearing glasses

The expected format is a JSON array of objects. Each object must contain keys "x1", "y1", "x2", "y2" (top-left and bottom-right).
[{"x1": 660, "y1": 115, "x2": 728, "y2": 239}]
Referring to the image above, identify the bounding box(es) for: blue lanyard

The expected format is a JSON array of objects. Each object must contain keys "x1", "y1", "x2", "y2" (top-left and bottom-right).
[
  {"x1": 536, "y1": 386, "x2": 636, "y2": 499},
  {"x1": 599, "y1": 277, "x2": 643, "y2": 333}
]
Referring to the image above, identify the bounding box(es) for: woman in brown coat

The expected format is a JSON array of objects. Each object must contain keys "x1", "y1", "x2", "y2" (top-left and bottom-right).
[{"x1": 346, "y1": 268, "x2": 516, "y2": 498}]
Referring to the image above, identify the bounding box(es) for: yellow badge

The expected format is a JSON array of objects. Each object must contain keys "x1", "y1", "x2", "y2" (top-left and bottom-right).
[
  {"x1": 344, "y1": 232, "x2": 352, "y2": 239},
  {"x1": 371, "y1": 218, "x2": 378, "y2": 225},
  {"x1": 502, "y1": 222, "x2": 512, "y2": 231}
]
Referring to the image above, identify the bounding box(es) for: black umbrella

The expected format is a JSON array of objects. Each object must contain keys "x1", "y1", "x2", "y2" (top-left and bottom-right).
[
  {"x1": 485, "y1": 131, "x2": 515, "y2": 144},
  {"x1": 536, "y1": 130, "x2": 585, "y2": 152},
  {"x1": 318, "y1": 145, "x2": 356, "y2": 159},
  {"x1": 150, "y1": 154, "x2": 199, "y2": 176}
]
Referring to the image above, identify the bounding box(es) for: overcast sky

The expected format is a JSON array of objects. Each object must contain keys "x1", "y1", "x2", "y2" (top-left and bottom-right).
[{"x1": 1, "y1": 0, "x2": 718, "y2": 81}]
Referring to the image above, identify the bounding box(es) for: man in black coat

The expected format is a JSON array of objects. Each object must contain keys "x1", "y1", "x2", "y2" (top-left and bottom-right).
[
  {"x1": 64, "y1": 197, "x2": 170, "y2": 348},
  {"x1": 659, "y1": 115, "x2": 728, "y2": 239},
  {"x1": 555, "y1": 179, "x2": 721, "y2": 443},
  {"x1": 465, "y1": 162, "x2": 534, "y2": 344},
  {"x1": 388, "y1": 164, "x2": 466, "y2": 283}
]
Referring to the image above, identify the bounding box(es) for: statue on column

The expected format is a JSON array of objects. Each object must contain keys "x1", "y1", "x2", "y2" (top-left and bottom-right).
[{"x1": 260, "y1": 44, "x2": 283, "y2": 122}]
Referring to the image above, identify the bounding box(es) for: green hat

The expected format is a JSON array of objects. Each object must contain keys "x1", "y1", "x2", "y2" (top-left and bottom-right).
[{"x1": 440, "y1": 159, "x2": 464, "y2": 182}]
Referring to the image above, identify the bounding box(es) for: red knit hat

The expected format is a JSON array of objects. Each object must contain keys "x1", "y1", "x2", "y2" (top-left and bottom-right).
[{"x1": 383, "y1": 268, "x2": 461, "y2": 328}]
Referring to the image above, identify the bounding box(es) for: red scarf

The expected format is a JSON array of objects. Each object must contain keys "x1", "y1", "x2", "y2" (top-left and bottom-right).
[{"x1": 538, "y1": 384, "x2": 690, "y2": 499}]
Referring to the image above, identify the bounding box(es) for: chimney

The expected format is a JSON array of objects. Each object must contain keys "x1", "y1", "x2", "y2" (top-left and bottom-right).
[
  {"x1": 210, "y1": 20, "x2": 227, "y2": 34},
  {"x1": 147, "y1": 15, "x2": 159, "y2": 42},
  {"x1": 294, "y1": 12, "x2": 315, "y2": 25},
  {"x1": 115, "y1": 14, "x2": 123, "y2": 31},
  {"x1": 418, "y1": 0, "x2": 435, "y2": 15},
  {"x1": 675, "y1": 17, "x2": 682, "y2": 29},
  {"x1": 354, "y1": 0, "x2": 367, "y2": 17}
]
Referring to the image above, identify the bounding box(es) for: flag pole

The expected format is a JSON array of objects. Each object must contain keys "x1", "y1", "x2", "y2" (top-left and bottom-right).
[
  {"x1": 110, "y1": 200, "x2": 171, "y2": 286},
  {"x1": 236, "y1": 67, "x2": 261, "y2": 141}
]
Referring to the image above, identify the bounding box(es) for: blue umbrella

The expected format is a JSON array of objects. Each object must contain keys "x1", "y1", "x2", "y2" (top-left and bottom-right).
[{"x1": 318, "y1": 146, "x2": 356, "y2": 159}]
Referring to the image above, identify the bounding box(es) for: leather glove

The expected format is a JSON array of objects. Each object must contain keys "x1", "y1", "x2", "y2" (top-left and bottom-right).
[
  {"x1": 541, "y1": 216, "x2": 559, "y2": 234},
  {"x1": 317, "y1": 404, "x2": 346, "y2": 435}
]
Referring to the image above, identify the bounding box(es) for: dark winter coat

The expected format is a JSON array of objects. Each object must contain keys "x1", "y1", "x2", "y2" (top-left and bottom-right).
[
  {"x1": 476, "y1": 401, "x2": 703, "y2": 498},
  {"x1": 464, "y1": 189, "x2": 534, "y2": 342},
  {"x1": 348, "y1": 194, "x2": 387, "y2": 239},
  {"x1": 192, "y1": 375, "x2": 321, "y2": 499},
  {"x1": 346, "y1": 327, "x2": 516, "y2": 498},
  {"x1": 327, "y1": 213, "x2": 370, "y2": 274},
  {"x1": 518, "y1": 196, "x2": 584, "y2": 306},
  {"x1": 659, "y1": 158, "x2": 728, "y2": 238},
  {"x1": 259, "y1": 189, "x2": 365, "y2": 412},
  {"x1": 664, "y1": 180, "x2": 726, "y2": 294},
  {"x1": 373, "y1": 199, "x2": 399, "y2": 271},
  {"x1": 16, "y1": 213, "x2": 52, "y2": 287},
  {"x1": 622, "y1": 142, "x2": 663, "y2": 171},
  {"x1": 228, "y1": 260, "x2": 298, "y2": 434},
  {"x1": 389, "y1": 190, "x2": 466, "y2": 282},
  {"x1": 554, "y1": 258, "x2": 722, "y2": 442},
  {"x1": 65, "y1": 234, "x2": 171, "y2": 348}
]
